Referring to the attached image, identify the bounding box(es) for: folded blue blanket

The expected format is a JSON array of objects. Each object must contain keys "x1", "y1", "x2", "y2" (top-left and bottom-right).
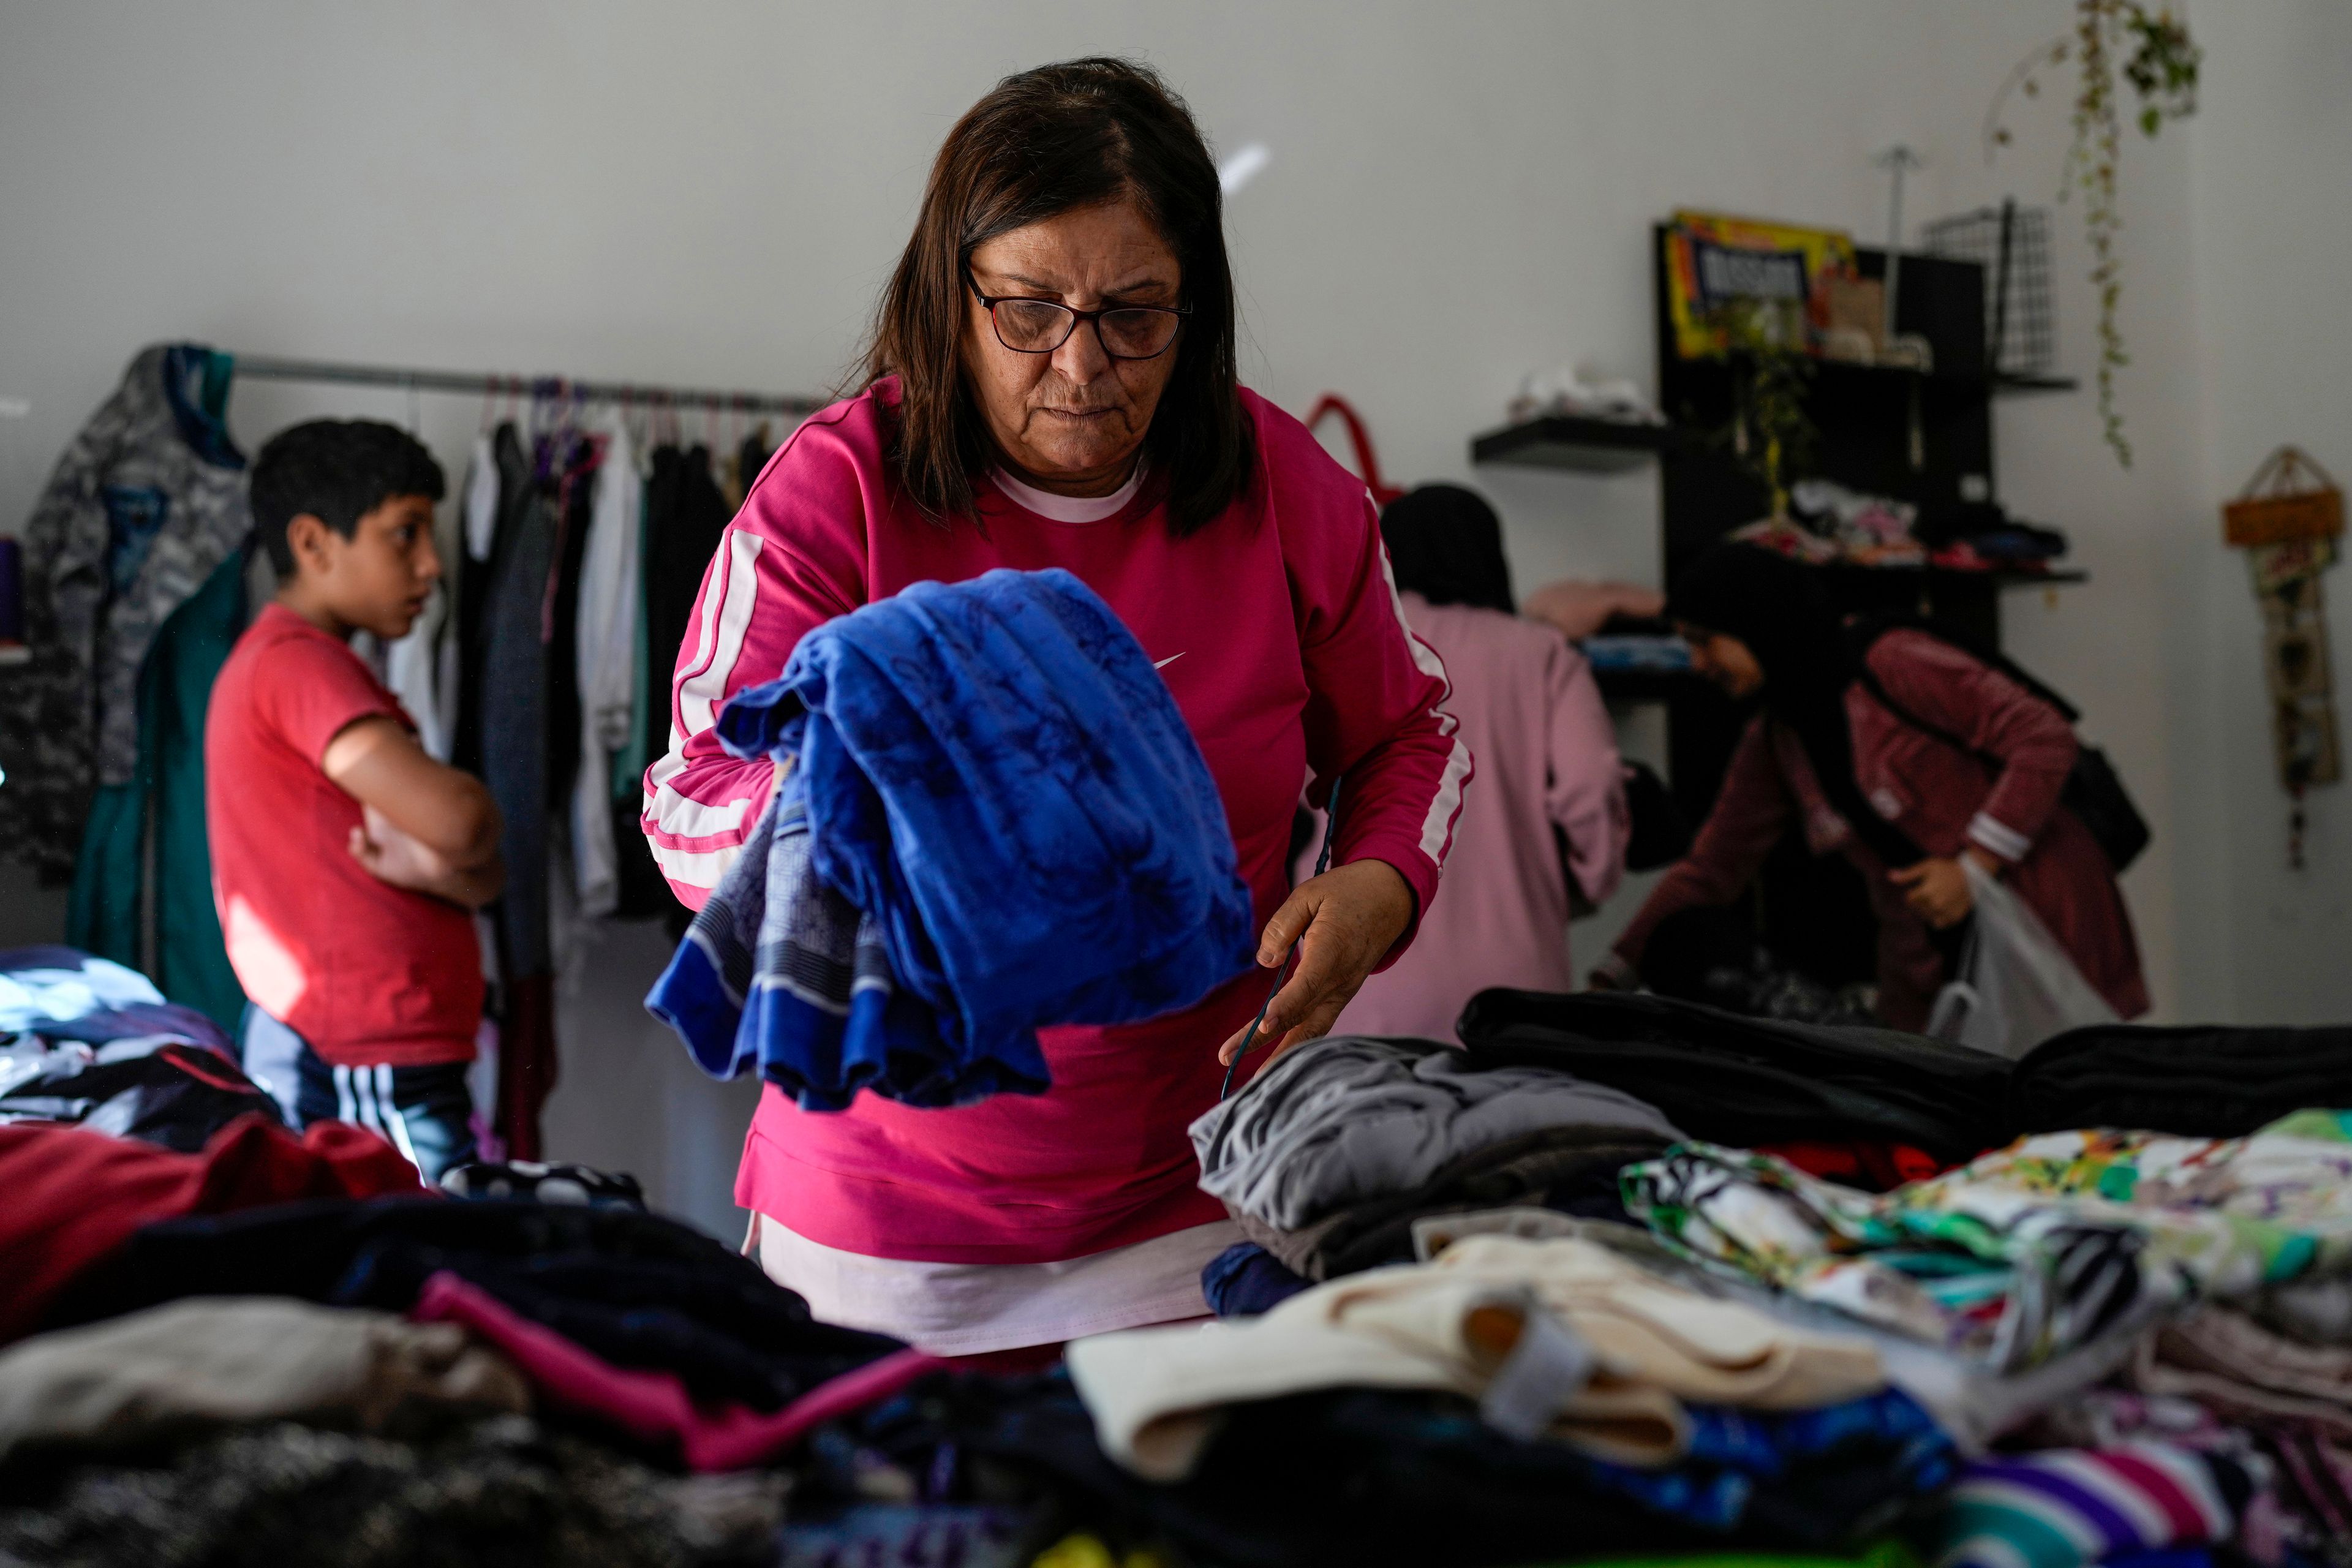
[{"x1": 648, "y1": 568, "x2": 1256, "y2": 1110}]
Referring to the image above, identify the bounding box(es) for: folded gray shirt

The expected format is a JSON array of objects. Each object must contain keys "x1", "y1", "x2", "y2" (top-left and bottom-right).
[{"x1": 1189, "y1": 1036, "x2": 1682, "y2": 1231}]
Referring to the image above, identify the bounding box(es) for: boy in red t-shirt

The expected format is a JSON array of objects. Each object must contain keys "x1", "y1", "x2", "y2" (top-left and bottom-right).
[{"x1": 207, "y1": 420, "x2": 503, "y2": 1183}]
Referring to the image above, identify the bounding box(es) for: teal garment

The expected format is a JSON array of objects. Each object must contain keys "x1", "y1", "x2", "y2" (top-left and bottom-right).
[
  {"x1": 65, "y1": 543, "x2": 251, "y2": 1032},
  {"x1": 66, "y1": 783, "x2": 143, "y2": 964}
]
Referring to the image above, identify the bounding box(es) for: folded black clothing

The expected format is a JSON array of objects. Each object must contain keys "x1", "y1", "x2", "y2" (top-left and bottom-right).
[
  {"x1": 2015, "y1": 1020, "x2": 2352, "y2": 1137},
  {"x1": 0, "y1": 1034, "x2": 281, "y2": 1152},
  {"x1": 43, "y1": 1198, "x2": 904, "y2": 1412},
  {"x1": 846, "y1": 1374, "x2": 1943, "y2": 1568},
  {"x1": 845, "y1": 1374, "x2": 1669, "y2": 1568},
  {"x1": 1455, "y1": 989, "x2": 2011, "y2": 1163},
  {"x1": 1238, "y1": 1125, "x2": 1662, "y2": 1282}
]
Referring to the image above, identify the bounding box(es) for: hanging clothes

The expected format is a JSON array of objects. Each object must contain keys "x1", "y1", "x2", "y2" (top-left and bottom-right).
[
  {"x1": 6, "y1": 345, "x2": 251, "y2": 881},
  {"x1": 542, "y1": 424, "x2": 601, "y2": 820},
  {"x1": 614, "y1": 443, "x2": 731, "y2": 922},
  {"x1": 570, "y1": 410, "x2": 643, "y2": 918},
  {"x1": 382, "y1": 582, "x2": 451, "y2": 762},
  {"x1": 450, "y1": 431, "x2": 502, "y2": 780},
  {"x1": 473, "y1": 423, "x2": 558, "y2": 1158},
  {"x1": 64, "y1": 543, "x2": 256, "y2": 1033}
]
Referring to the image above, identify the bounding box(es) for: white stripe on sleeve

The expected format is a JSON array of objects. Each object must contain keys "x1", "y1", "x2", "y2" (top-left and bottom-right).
[
  {"x1": 651, "y1": 839, "x2": 746, "y2": 891},
  {"x1": 678, "y1": 530, "x2": 766, "y2": 739},
  {"x1": 1373, "y1": 535, "x2": 1471, "y2": 866},
  {"x1": 1967, "y1": 811, "x2": 2032, "y2": 863}
]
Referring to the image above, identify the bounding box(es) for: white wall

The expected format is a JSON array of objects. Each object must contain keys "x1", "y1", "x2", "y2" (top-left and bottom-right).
[
  {"x1": 2174, "y1": 4, "x2": 2352, "y2": 1025},
  {"x1": 3, "y1": 1, "x2": 2339, "y2": 1226}
]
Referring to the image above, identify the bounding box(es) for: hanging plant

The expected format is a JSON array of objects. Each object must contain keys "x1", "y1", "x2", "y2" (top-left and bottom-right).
[
  {"x1": 1708, "y1": 299, "x2": 1817, "y2": 518},
  {"x1": 1984, "y1": 2, "x2": 2199, "y2": 468}
]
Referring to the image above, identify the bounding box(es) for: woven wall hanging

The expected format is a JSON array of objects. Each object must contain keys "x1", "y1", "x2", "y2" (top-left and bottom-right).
[{"x1": 2223, "y1": 445, "x2": 2344, "y2": 867}]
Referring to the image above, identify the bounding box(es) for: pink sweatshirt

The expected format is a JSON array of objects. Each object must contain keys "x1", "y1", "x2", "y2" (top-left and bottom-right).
[
  {"x1": 1329, "y1": 595, "x2": 1627, "y2": 1042},
  {"x1": 643, "y1": 380, "x2": 1469, "y2": 1264}
]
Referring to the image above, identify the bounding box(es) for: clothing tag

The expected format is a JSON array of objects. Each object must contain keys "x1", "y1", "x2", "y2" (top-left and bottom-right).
[{"x1": 1478, "y1": 1300, "x2": 1594, "y2": 1441}]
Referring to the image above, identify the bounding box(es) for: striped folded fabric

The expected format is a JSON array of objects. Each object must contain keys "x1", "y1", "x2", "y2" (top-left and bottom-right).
[{"x1": 1935, "y1": 1442, "x2": 2245, "y2": 1568}]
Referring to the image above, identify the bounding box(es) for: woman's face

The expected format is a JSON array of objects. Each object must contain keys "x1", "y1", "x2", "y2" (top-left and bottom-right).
[
  {"x1": 1684, "y1": 627, "x2": 1766, "y2": 699},
  {"x1": 963, "y1": 197, "x2": 1182, "y2": 496}
]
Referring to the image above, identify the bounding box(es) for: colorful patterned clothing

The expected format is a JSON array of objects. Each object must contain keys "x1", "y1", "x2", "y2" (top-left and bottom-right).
[
  {"x1": 1624, "y1": 1113, "x2": 2352, "y2": 1370},
  {"x1": 1933, "y1": 1443, "x2": 2246, "y2": 1568}
]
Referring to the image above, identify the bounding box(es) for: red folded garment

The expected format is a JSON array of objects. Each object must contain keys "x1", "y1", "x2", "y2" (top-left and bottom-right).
[
  {"x1": 410, "y1": 1270, "x2": 946, "y2": 1471},
  {"x1": 1757, "y1": 1139, "x2": 1947, "y2": 1191},
  {"x1": 0, "y1": 1114, "x2": 426, "y2": 1342}
]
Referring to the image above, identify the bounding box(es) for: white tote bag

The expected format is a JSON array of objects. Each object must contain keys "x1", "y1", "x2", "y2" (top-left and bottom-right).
[{"x1": 1925, "y1": 857, "x2": 2118, "y2": 1060}]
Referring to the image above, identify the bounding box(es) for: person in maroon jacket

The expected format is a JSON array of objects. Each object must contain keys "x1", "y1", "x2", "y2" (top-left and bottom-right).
[{"x1": 1596, "y1": 543, "x2": 2146, "y2": 1030}]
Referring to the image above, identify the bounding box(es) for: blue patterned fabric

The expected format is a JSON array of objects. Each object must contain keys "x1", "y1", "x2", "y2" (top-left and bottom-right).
[
  {"x1": 649, "y1": 568, "x2": 1255, "y2": 1110},
  {"x1": 649, "y1": 775, "x2": 963, "y2": 1109},
  {"x1": 1574, "y1": 1387, "x2": 1961, "y2": 1538}
]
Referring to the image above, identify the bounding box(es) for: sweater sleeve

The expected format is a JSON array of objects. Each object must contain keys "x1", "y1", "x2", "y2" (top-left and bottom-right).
[
  {"x1": 1869, "y1": 631, "x2": 2077, "y2": 865},
  {"x1": 1611, "y1": 715, "x2": 1792, "y2": 973},
  {"x1": 1547, "y1": 640, "x2": 1629, "y2": 908},
  {"x1": 1291, "y1": 487, "x2": 1472, "y2": 955},
  {"x1": 639, "y1": 417, "x2": 868, "y2": 908}
]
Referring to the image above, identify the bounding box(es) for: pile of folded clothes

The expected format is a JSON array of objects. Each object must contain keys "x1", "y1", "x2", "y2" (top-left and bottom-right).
[
  {"x1": 18, "y1": 928, "x2": 2352, "y2": 1568},
  {"x1": 1079, "y1": 988, "x2": 2352, "y2": 1566}
]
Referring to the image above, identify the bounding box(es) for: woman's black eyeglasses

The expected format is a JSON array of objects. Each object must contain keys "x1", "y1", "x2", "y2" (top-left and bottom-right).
[{"x1": 966, "y1": 274, "x2": 1189, "y2": 361}]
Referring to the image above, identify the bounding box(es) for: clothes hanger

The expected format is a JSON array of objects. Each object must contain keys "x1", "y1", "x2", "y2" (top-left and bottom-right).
[{"x1": 1302, "y1": 394, "x2": 1406, "y2": 507}]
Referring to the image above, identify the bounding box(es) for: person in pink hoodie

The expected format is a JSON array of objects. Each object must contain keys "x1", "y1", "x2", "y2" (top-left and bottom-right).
[
  {"x1": 1322, "y1": 484, "x2": 1633, "y2": 1042},
  {"x1": 639, "y1": 60, "x2": 1470, "y2": 1354}
]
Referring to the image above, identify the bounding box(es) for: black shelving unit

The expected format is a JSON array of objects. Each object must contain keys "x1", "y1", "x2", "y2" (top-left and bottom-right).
[
  {"x1": 1649, "y1": 225, "x2": 2087, "y2": 987},
  {"x1": 1471, "y1": 413, "x2": 1681, "y2": 473}
]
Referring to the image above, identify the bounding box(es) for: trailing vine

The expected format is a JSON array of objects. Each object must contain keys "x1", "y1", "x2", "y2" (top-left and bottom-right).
[
  {"x1": 1710, "y1": 300, "x2": 1817, "y2": 518},
  {"x1": 1985, "y1": 2, "x2": 2199, "y2": 468}
]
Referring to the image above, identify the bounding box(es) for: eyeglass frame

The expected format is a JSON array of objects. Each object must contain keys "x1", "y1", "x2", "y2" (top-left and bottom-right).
[{"x1": 963, "y1": 271, "x2": 1191, "y2": 361}]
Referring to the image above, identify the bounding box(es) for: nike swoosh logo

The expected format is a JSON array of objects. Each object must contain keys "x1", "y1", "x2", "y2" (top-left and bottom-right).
[{"x1": 1155, "y1": 653, "x2": 1185, "y2": 669}]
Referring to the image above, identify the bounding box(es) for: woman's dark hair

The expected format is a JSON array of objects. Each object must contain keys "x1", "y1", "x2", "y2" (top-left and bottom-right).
[
  {"x1": 1379, "y1": 484, "x2": 1515, "y2": 614},
  {"x1": 1668, "y1": 543, "x2": 1924, "y2": 869},
  {"x1": 861, "y1": 56, "x2": 1253, "y2": 536},
  {"x1": 250, "y1": 419, "x2": 446, "y2": 575}
]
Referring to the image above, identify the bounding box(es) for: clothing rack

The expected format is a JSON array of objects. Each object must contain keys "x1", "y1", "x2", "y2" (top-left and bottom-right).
[{"x1": 228, "y1": 352, "x2": 826, "y2": 417}]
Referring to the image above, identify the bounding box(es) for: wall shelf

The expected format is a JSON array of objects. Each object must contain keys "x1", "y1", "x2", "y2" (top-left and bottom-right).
[
  {"x1": 1471, "y1": 414, "x2": 1681, "y2": 473},
  {"x1": 1991, "y1": 372, "x2": 2079, "y2": 395},
  {"x1": 1818, "y1": 564, "x2": 2089, "y2": 589}
]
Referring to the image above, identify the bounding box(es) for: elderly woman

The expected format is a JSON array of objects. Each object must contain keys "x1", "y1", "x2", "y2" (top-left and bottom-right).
[{"x1": 642, "y1": 59, "x2": 1468, "y2": 1354}]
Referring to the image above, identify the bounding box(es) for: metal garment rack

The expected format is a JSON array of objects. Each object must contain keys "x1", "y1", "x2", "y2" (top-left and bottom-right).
[{"x1": 228, "y1": 352, "x2": 826, "y2": 417}]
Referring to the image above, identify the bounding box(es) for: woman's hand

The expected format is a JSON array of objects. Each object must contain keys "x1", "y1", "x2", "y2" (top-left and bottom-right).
[
  {"x1": 1216, "y1": 859, "x2": 1416, "y2": 1069},
  {"x1": 1888, "y1": 848, "x2": 1999, "y2": 930}
]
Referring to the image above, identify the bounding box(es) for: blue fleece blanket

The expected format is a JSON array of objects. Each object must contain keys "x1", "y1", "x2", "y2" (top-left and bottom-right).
[{"x1": 647, "y1": 568, "x2": 1256, "y2": 1110}]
